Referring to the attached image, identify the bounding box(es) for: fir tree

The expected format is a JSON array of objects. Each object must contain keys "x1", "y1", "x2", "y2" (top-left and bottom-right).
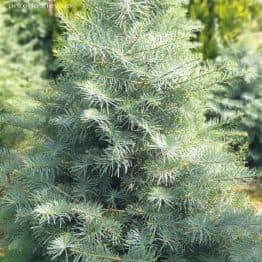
[
  {"x1": 0, "y1": 1, "x2": 261, "y2": 261},
  {"x1": 55, "y1": 0, "x2": 86, "y2": 17},
  {"x1": 189, "y1": 0, "x2": 252, "y2": 59},
  {"x1": 6, "y1": 0, "x2": 53, "y2": 49},
  {"x1": 0, "y1": 3, "x2": 48, "y2": 148},
  {"x1": 0, "y1": 1, "x2": 50, "y2": 259},
  {"x1": 5, "y1": 0, "x2": 57, "y2": 76},
  {"x1": 211, "y1": 36, "x2": 262, "y2": 167}
]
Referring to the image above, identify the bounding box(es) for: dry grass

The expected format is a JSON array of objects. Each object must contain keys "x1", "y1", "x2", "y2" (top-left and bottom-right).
[{"x1": 236, "y1": 181, "x2": 262, "y2": 215}]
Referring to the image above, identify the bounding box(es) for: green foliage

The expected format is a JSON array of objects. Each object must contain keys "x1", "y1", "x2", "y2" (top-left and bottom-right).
[
  {"x1": 0, "y1": 3, "x2": 48, "y2": 148},
  {"x1": 250, "y1": 0, "x2": 262, "y2": 31},
  {"x1": 55, "y1": 0, "x2": 86, "y2": 17},
  {"x1": 1, "y1": 1, "x2": 262, "y2": 261},
  {"x1": 6, "y1": 0, "x2": 57, "y2": 75},
  {"x1": 211, "y1": 37, "x2": 262, "y2": 167},
  {"x1": 52, "y1": 0, "x2": 89, "y2": 65},
  {"x1": 5, "y1": 0, "x2": 53, "y2": 49},
  {"x1": 189, "y1": 0, "x2": 252, "y2": 59},
  {"x1": 189, "y1": 0, "x2": 262, "y2": 167}
]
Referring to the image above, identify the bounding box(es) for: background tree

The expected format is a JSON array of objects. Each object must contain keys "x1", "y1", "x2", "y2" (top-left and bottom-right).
[
  {"x1": 0, "y1": 0, "x2": 261, "y2": 261},
  {"x1": 55, "y1": 0, "x2": 85, "y2": 17},
  {"x1": 5, "y1": 0, "x2": 55, "y2": 73},
  {"x1": 189, "y1": 0, "x2": 262, "y2": 168},
  {"x1": 189, "y1": 0, "x2": 252, "y2": 59},
  {"x1": 210, "y1": 35, "x2": 262, "y2": 167},
  {"x1": 0, "y1": 2, "x2": 49, "y2": 148},
  {"x1": 0, "y1": 1, "x2": 51, "y2": 259},
  {"x1": 52, "y1": 0, "x2": 89, "y2": 64}
]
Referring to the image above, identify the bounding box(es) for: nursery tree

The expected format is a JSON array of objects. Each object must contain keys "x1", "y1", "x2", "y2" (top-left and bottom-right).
[
  {"x1": 0, "y1": 1, "x2": 261, "y2": 261},
  {"x1": 55, "y1": 0, "x2": 86, "y2": 17},
  {"x1": 189, "y1": 0, "x2": 252, "y2": 59},
  {"x1": 52, "y1": 0, "x2": 89, "y2": 63},
  {"x1": 210, "y1": 37, "x2": 262, "y2": 167},
  {"x1": 189, "y1": 0, "x2": 262, "y2": 167},
  {"x1": 5, "y1": 0, "x2": 53, "y2": 50},
  {"x1": 0, "y1": 2, "x2": 49, "y2": 258},
  {"x1": 0, "y1": 3, "x2": 48, "y2": 148},
  {"x1": 5, "y1": 0, "x2": 58, "y2": 76}
]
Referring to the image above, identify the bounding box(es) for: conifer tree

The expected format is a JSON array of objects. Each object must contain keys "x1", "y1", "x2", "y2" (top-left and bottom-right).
[
  {"x1": 0, "y1": 3, "x2": 48, "y2": 148},
  {"x1": 211, "y1": 37, "x2": 262, "y2": 167},
  {"x1": 0, "y1": 1, "x2": 50, "y2": 259},
  {"x1": 55, "y1": 0, "x2": 85, "y2": 17},
  {"x1": 189, "y1": 0, "x2": 262, "y2": 167},
  {"x1": 6, "y1": 0, "x2": 53, "y2": 49},
  {"x1": 189, "y1": 0, "x2": 252, "y2": 59},
  {"x1": 0, "y1": 1, "x2": 261, "y2": 261},
  {"x1": 5, "y1": 0, "x2": 57, "y2": 76}
]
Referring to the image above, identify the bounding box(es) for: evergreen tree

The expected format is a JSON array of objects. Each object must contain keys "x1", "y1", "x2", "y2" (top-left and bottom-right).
[
  {"x1": 189, "y1": 0, "x2": 252, "y2": 59},
  {"x1": 6, "y1": 0, "x2": 53, "y2": 50},
  {"x1": 211, "y1": 36, "x2": 262, "y2": 167},
  {"x1": 0, "y1": 3, "x2": 48, "y2": 148},
  {"x1": 5, "y1": 0, "x2": 57, "y2": 76},
  {"x1": 189, "y1": 0, "x2": 262, "y2": 167},
  {"x1": 55, "y1": 0, "x2": 85, "y2": 17},
  {"x1": 0, "y1": 1, "x2": 261, "y2": 261},
  {"x1": 52, "y1": 0, "x2": 89, "y2": 62},
  {"x1": 0, "y1": 1, "x2": 50, "y2": 259},
  {"x1": 250, "y1": 0, "x2": 262, "y2": 31}
]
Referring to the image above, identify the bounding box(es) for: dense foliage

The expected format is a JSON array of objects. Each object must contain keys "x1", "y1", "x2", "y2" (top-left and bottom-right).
[
  {"x1": 189, "y1": 0, "x2": 252, "y2": 59},
  {"x1": 0, "y1": 2, "x2": 50, "y2": 258},
  {"x1": 55, "y1": 0, "x2": 85, "y2": 17},
  {"x1": 0, "y1": 3, "x2": 48, "y2": 148},
  {"x1": 52, "y1": 0, "x2": 88, "y2": 60},
  {"x1": 189, "y1": 0, "x2": 262, "y2": 168},
  {"x1": 0, "y1": 1, "x2": 261, "y2": 261},
  {"x1": 6, "y1": 0, "x2": 53, "y2": 49},
  {"x1": 211, "y1": 37, "x2": 262, "y2": 167}
]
